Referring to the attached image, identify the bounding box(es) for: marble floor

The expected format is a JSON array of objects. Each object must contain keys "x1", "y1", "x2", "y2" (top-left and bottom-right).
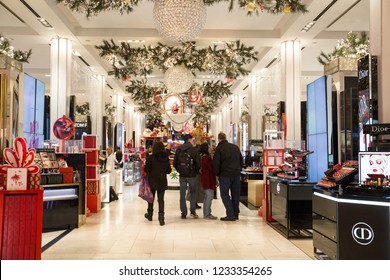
[{"x1": 42, "y1": 183, "x2": 315, "y2": 260}]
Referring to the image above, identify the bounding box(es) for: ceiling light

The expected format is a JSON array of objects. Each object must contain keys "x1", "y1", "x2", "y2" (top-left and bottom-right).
[
  {"x1": 72, "y1": 50, "x2": 81, "y2": 56},
  {"x1": 153, "y1": 0, "x2": 207, "y2": 43},
  {"x1": 118, "y1": 39, "x2": 145, "y2": 43},
  {"x1": 37, "y1": 17, "x2": 53, "y2": 29},
  {"x1": 301, "y1": 21, "x2": 316, "y2": 32}
]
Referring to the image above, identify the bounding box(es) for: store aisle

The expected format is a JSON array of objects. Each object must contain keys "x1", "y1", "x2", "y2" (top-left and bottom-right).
[{"x1": 42, "y1": 183, "x2": 314, "y2": 260}]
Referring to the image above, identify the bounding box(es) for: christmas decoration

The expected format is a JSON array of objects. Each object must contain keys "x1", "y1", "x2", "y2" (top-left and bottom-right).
[
  {"x1": 317, "y1": 31, "x2": 369, "y2": 66},
  {"x1": 164, "y1": 65, "x2": 194, "y2": 93},
  {"x1": 96, "y1": 40, "x2": 258, "y2": 80},
  {"x1": 153, "y1": 0, "x2": 207, "y2": 43},
  {"x1": 0, "y1": 34, "x2": 32, "y2": 63},
  {"x1": 57, "y1": 0, "x2": 307, "y2": 17}
]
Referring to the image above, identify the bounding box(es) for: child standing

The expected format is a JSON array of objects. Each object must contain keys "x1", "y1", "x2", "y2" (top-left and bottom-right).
[{"x1": 199, "y1": 143, "x2": 217, "y2": 219}]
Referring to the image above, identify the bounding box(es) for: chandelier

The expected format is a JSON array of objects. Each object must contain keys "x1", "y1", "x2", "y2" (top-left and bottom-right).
[
  {"x1": 153, "y1": 0, "x2": 207, "y2": 43},
  {"x1": 164, "y1": 65, "x2": 194, "y2": 93}
]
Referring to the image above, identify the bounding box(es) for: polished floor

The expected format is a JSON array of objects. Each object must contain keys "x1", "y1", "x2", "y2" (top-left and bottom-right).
[{"x1": 42, "y1": 183, "x2": 315, "y2": 260}]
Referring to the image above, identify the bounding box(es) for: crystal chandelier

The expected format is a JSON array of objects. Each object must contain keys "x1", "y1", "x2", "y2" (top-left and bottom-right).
[
  {"x1": 164, "y1": 65, "x2": 194, "y2": 93},
  {"x1": 153, "y1": 0, "x2": 207, "y2": 43}
]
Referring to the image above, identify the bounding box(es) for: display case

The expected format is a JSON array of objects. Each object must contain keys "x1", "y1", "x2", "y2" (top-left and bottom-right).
[
  {"x1": 82, "y1": 135, "x2": 100, "y2": 213},
  {"x1": 42, "y1": 183, "x2": 80, "y2": 231},
  {"x1": 261, "y1": 131, "x2": 284, "y2": 220},
  {"x1": 268, "y1": 176, "x2": 315, "y2": 239}
]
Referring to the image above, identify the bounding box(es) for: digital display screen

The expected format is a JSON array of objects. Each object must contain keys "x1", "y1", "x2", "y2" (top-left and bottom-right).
[{"x1": 359, "y1": 152, "x2": 390, "y2": 182}]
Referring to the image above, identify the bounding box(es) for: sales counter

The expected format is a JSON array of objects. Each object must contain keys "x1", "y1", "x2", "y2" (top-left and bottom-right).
[
  {"x1": 240, "y1": 171, "x2": 263, "y2": 207},
  {"x1": 267, "y1": 176, "x2": 316, "y2": 239},
  {"x1": 313, "y1": 186, "x2": 390, "y2": 259}
]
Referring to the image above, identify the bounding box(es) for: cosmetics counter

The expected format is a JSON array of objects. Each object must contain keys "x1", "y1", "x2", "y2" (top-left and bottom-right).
[
  {"x1": 267, "y1": 176, "x2": 316, "y2": 239},
  {"x1": 313, "y1": 185, "x2": 390, "y2": 259}
]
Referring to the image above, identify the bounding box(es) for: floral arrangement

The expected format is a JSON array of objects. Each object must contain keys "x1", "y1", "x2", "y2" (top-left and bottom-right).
[
  {"x1": 317, "y1": 31, "x2": 369, "y2": 65},
  {"x1": 0, "y1": 34, "x2": 32, "y2": 63},
  {"x1": 57, "y1": 0, "x2": 307, "y2": 18},
  {"x1": 104, "y1": 103, "x2": 117, "y2": 118},
  {"x1": 96, "y1": 40, "x2": 258, "y2": 80},
  {"x1": 240, "y1": 105, "x2": 249, "y2": 123},
  {"x1": 263, "y1": 105, "x2": 278, "y2": 122},
  {"x1": 75, "y1": 102, "x2": 90, "y2": 115}
]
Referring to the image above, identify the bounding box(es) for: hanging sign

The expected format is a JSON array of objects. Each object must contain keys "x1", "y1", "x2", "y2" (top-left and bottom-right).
[
  {"x1": 363, "y1": 124, "x2": 390, "y2": 135},
  {"x1": 53, "y1": 115, "x2": 75, "y2": 140}
]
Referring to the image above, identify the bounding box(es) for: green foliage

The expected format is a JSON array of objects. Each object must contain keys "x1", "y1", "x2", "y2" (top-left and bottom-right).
[
  {"x1": 96, "y1": 40, "x2": 258, "y2": 80},
  {"x1": 0, "y1": 34, "x2": 32, "y2": 63},
  {"x1": 75, "y1": 103, "x2": 90, "y2": 115},
  {"x1": 58, "y1": 0, "x2": 308, "y2": 18},
  {"x1": 317, "y1": 31, "x2": 369, "y2": 65}
]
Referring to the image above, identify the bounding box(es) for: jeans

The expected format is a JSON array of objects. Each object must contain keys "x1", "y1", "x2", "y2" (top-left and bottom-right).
[
  {"x1": 203, "y1": 189, "x2": 214, "y2": 217},
  {"x1": 179, "y1": 176, "x2": 197, "y2": 216},
  {"x1": 218, "y1": 176, "x2": 241, "y2": 218}
]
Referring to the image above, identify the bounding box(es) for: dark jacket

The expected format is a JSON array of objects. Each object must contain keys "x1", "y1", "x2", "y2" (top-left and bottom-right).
[
  {"x1": 144, "y1": 151, "x2": 172, "y2": 190},
  {"x1": 173, "y1": 142, "x2": 200, "y2": 178},
  {"x1": 200, "y1": 154, "x2": 216, "y2": 190},
  {"x1": 213, "y1": 140, "x2": 243, "y2": 177}
]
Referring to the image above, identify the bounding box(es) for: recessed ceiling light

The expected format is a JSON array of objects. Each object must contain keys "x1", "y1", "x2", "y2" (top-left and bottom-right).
[{"x1": 118, "y1": 39, "x2": 145, "y2": 43}]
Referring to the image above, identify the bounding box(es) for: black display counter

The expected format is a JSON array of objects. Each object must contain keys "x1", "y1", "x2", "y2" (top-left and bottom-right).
[
  {"x1": 240, "y1": 171, "x2": 263, "y2": 196},
  {"x1": 267, "y1": 176, "x2": 316, "y2": 239},
  {"x1": 313, "y1": 186, "x2": 390, "y2": 260},
  {"x1": 42, "y1": 183, "x2": 81, "y2": 232}
]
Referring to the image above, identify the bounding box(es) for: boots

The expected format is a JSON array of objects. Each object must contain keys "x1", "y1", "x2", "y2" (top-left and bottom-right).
[
  {"x1": 158, "y1": 212, "x2": 165, "y2": 226},
  {"x1": 144, "y1": 211, "x2": 153, "y2": 221}
]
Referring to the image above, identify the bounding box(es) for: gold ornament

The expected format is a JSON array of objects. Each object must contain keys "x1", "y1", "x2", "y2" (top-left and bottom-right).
[
  {"x1": 105, "y1": 54, "x2": 111, "y2": 60},
  {"x1": 123, "y1": 0, "x2": 131, "y2": 4},
  {"x1": 246, "y1": 2, "x2": 257, "y2": 12},
  {"x1": 283, "y1": 4, "x2": 292, "y2": 13}
]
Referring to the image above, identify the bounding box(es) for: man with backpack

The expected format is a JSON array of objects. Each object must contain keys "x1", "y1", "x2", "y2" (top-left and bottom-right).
[{"x1": 173, "y1": 134, "x2": 201, "y2": 219}]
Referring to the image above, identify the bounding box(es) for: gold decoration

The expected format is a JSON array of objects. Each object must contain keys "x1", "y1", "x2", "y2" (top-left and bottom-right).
[
  {"x1": 247, "y1": 2, "x2": 257, "y2": 12},
  {"x1": 283, "y1": 3, "x2": 291, "y2": 13}
]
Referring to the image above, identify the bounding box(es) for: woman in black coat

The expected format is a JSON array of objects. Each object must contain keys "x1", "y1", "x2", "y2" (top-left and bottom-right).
[{"x1": 144, "y1": 141, "x2": 172, "y2": 225}]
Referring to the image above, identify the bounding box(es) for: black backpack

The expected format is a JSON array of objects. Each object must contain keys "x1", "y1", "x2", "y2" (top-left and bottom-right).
[{"x1": 177, "y1": 150, "x2": 193, "y2": 177}]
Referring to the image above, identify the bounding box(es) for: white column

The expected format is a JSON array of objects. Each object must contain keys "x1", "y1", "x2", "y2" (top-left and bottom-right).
[
  {"x1": 112, "y1": 92, "x2": 123, "y2": 124},
  {"x1": 93, "y1": 75, "x2": 105, "y2": 148},
  {"x1": 125, "y1": 104, "x2": 134, "y2": 144},
  {"x1": 50, "y1": 37, "x2": 72, "y2": 140},
  {"x1": 370, "y1": 0, "x2": 390, "y2": 123},
  {"x1": 280, "y1": 40, "x2": 302, "y2": 142}
]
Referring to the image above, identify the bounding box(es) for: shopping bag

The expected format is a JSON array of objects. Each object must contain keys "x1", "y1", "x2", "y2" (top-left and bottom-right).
[{"x1": 138, "y1": 176, "x2": 154, "y2": 203}]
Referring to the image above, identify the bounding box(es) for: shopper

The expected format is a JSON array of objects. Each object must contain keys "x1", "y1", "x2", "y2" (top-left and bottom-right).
[
  {"x1": 213, "y1": 132, "x2": 243, "y2": 221},
  {"x1": 106, "y1": 146, "x2": 119, "y2": 202},
  {"x1": 144, "y1": 141, "x2": 172, "y2": 226},
  {"x1": 199, "y1": 143, "x2": 217, "y2": 219},
  {"x1": 114, "y1": 146, "x2": 123, "y2": 168},
  {"x1": 173, "y1": 134, "x2": 201, "y2": 219}
]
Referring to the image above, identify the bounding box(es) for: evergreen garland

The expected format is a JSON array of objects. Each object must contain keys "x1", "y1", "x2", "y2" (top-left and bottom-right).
[
  {"x1": 0, "y1": 34, "x2": 32, "y2": 63},
  {"x1": 57, "y1": 0, "x2": 307, "y2": 18},
  {"x1": 96, "y1": 40, "x2": 258, "y2": 80},
  {"x1": 317, "y1": 31, "x2": 369, "y2": 65}
]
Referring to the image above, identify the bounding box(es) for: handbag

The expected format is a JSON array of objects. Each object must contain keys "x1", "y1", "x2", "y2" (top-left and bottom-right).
[{"x1": 138, "y1": 176, "x2": 154, "y2": 203}]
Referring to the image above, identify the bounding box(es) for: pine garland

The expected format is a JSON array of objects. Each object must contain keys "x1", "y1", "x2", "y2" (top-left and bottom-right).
[
  {"x1": 126, "y1": 79, "x2": 232, "y2": 123},
  {"x1": 0, "y1": 34, "x2": 32, "y2": 63},
  {"x1": 96, "y1": 40, "x2": 258, "y2": 80},
  {"x1": 57, "y1": 0, "x2": 308, "y2": 17},
  {"x1": 317, "y1": 31, "x2": 369, "y2": 65}
]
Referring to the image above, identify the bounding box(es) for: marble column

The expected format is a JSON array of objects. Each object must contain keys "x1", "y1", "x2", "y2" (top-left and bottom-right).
[
  {"x1": 280, "y1": 40, "x2": 302, "y2": 142},
  {"x1": 50, "y1": 37, "x2": 71, "y2": 140}
]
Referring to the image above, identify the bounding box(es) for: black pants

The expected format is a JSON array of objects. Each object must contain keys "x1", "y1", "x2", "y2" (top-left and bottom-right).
[
  {"x1": 147, "y1": 189, "x2": 165, "y2": 213},
  {"x1": 110, "y1": 186, "x2": 118, "y2": 202}
]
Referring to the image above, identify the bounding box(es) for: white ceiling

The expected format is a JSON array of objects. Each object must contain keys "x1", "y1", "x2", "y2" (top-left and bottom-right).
[{"x1": 0, "y1": 0, "x2": 370, "y2": 105}]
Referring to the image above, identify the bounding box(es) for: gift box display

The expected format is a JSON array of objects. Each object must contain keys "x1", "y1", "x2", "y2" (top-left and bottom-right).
[{"x1": 0, "y1": 137, "x2": 41, "y2": 190}]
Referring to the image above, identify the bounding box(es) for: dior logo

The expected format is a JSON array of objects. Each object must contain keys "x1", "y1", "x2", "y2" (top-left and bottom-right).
[{"x1": 352, "y1": 222, "x2": 374, "y2": 245}]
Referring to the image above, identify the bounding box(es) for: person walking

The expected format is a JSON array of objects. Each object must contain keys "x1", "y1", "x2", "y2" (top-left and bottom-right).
[
  {"x1": 213, "y1": 132, "x2": 243, "y2": 221},
  {"x1": 144, "y1": 141, "x2": 172, "y2": 226},
  {"x1": 199, "y1": 143, "x2": 217, "y2": 220},
  {"x1": 173, "y1": 134, "x2": 201, "y2": 219},
  {"x1": 106, "y1": 146, "x2": 119, "y2": 202}
]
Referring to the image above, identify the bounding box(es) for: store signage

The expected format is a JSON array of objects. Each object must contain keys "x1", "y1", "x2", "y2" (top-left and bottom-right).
[
  {"x1": 75, "y1": 122, "x2": 88, "y2": 128},
  {"x1": 352, "y1": 222, "x2": 374, "y2": 245},
  {"x1": 363, "y1": 124, "x2": 390, "y2": 135}
]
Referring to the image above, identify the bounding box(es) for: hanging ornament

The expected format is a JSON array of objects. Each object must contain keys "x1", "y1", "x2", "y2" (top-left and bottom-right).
[
  {"x1": 153, "y1": 89, "x2": 162, "y2": 103},
  {"x1": 283, "y1": 3, "x2": 292, "y2": 13},
  {"x1": 246, "y1": 1, "x2": 257, "y2": 12},
  {"x1": 164, "y1": 65, "x2": 193, "y2": 93},
  {"x1": 153, "y1": 0, "x2": 207, "y2": 43},
  {"x1": 264, "y1": 0, "x2": 277, "y2": 9}
]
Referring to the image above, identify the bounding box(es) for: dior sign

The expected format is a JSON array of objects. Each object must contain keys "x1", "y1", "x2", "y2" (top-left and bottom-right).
[
  {"x1": 363, "y1": 124, "x2": 390, "y2": 135},
  {"x1": 352, "y1": 222, "x2": 374, "y2": 245}
]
